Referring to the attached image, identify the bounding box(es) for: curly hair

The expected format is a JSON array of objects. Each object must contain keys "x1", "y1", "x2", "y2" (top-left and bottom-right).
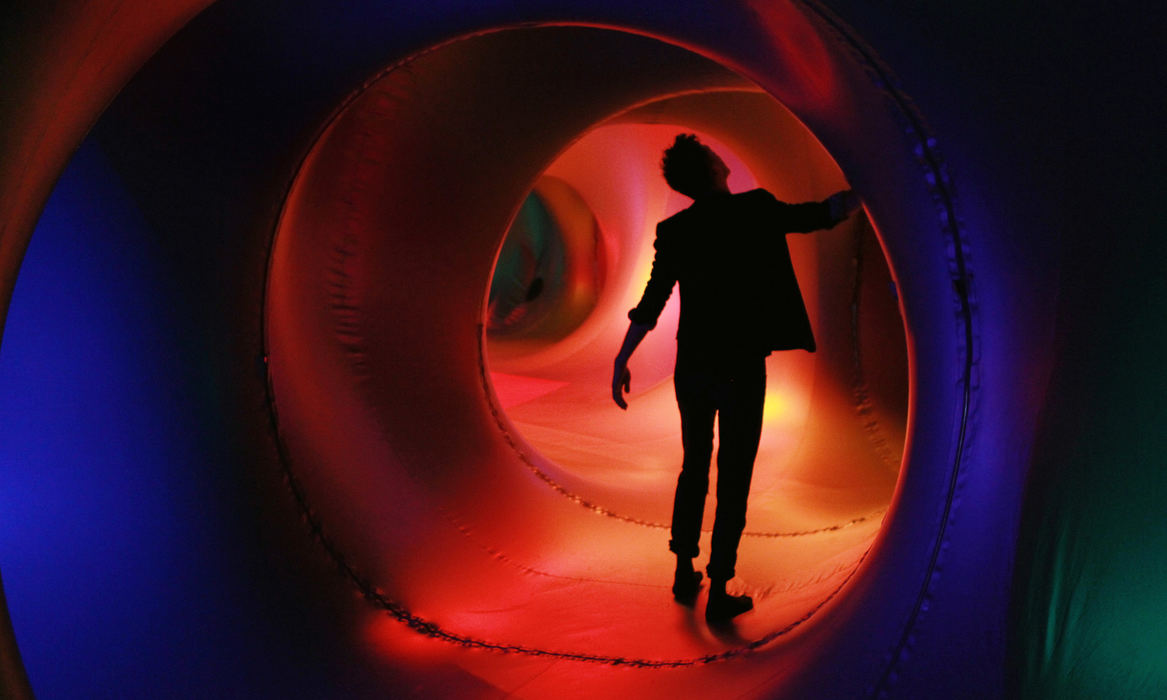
[{"x1": 660, "y1": 133, "x2": 717, "y2": 198}]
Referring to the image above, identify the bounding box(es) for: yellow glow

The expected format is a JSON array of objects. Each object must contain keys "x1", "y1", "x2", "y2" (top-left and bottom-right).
[{"x1": 763, "y1": 390, "x2": 790, "y2": 423}]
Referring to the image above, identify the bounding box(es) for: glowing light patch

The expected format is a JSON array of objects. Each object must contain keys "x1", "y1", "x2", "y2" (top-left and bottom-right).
[
  {"x1": 763, "y1": 390, "x2": 791, "y2": 423},
  {"x1": 489, "y1": 372, "x2": 569, "y2": 408}
]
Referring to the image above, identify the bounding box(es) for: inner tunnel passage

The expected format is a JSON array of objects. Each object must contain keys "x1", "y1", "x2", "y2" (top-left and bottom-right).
[{"x1": 266, "y1": 25, "x2": 908, "y2": 679}]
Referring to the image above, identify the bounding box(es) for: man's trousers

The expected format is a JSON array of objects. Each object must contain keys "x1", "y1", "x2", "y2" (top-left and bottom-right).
[{"x1": 668, "y1": 351, "x2": 766, "y2": 581}]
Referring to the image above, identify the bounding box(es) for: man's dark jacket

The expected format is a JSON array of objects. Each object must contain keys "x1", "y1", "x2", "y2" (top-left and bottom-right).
[{"x1": 628, "y1": 188, "x2": 842, "y2": 360}]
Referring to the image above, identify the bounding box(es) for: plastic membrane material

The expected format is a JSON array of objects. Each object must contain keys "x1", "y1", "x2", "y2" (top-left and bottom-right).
[
  {"x1": 268, "y1": 26, "x2": 908, "y2": 689},
  {"x1": 2, "y1": 1, "x2": 1052, "y2": 698}
]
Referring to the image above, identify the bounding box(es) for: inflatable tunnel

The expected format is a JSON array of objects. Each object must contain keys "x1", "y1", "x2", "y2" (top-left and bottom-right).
[{"x1": 2, "y1": 1, "x2": 1165, "y2": 698}]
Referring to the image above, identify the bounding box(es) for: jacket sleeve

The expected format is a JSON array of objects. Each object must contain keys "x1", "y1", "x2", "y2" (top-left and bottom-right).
[
  {"x1": 627, "y1": 224, "x2": 678, "y2": 329},
  {"x1": 761, "y1": 190, "x2": 840, "y2": 233}
]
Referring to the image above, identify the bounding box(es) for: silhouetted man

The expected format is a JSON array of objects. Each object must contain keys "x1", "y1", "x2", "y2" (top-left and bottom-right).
[{"x1": 612, "y1": 134, "x2": 858, "y2": 623}]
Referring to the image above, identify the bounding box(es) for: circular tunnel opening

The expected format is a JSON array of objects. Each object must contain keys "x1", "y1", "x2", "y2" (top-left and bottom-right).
[
  {"x1": 486, "y1": 176, "x2": 606, "y2": 344},
  {"x1": 265, "y1": 23, "x2": 909, "y2": 691},
  {"x1": 483, "y1": 117, "x2": 906, "y2": 532}
]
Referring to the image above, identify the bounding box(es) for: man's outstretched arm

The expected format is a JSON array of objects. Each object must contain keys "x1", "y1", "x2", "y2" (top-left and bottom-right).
[
  {"x1": 612, "y1": 321, "x2": 651, "y2": 409},
  {"x1": 827, "y1": 189, "x2": 861, "y2": 223},
  {"x1": 774, "y1": 188, "x2": 861, "y2": 232}
]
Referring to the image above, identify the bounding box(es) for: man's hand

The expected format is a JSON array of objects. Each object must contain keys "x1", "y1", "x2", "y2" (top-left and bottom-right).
[
  {"x1": 612, "y1": 363, "x2": 632, "y2": 410},
  {"x1": 611, "y1": 321, "x2": 651, "y2": 410},
  {"x1": 828, "y1": 189, "x2": 861, "y2": 223}
]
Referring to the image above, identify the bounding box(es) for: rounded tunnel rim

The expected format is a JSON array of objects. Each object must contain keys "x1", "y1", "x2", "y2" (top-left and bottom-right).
[
  {"x1": 257, "y1": 11, "x2": 975, "y2": 680},
  {"x1": 473, "y1": 118, "x2": 891, "y2": 536},
  {"x1": 264, "y1": 28, "x2": 877, "y2": 667},
  {"x1": 477, "y1": 94, "x2": 898, "y2": 538}
]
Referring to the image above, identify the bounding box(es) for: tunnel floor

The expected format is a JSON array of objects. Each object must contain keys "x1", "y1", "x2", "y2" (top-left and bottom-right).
[
  {"x1": 394, "y1": 361, "x2": 898, "y2": 669},
  {"x1": 355, "y1": 362, "x2": 894, "y2": 695}
]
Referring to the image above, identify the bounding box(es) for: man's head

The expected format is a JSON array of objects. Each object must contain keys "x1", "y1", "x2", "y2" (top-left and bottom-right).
[{"x1": 660, "y1": 133, "x2": 730, "y2": 199}]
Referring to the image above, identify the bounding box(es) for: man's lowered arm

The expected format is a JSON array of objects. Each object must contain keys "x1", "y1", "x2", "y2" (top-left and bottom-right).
[
  {"x1": 612, "y1": 321, "x2": 651, "y2": 410},
  {"x1": 613, "y1": 222, "x2": 677, "y2": 409}
]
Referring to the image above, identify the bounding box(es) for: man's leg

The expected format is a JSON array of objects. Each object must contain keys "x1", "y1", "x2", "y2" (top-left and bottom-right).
[
  {"x1": 670, "y1": 364, "x2": 716, "y2": 589},
  {"x1": 706, "y1": 356, "x2": 766, "y2": 620}
]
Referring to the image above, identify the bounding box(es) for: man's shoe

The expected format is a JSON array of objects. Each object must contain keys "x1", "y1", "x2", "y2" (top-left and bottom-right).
[
  {"x1": 705, "y1": 591, "x2": 753, "y2": 623},
  {"x1": 672, "y1": 570, "x2": 703, "y2": 604}
]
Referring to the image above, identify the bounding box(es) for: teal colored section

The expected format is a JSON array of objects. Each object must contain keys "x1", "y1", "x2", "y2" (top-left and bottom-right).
[
  {"x1": 1011, "y1": 197, "x2": 1167, "y2": 696},
  {"x1": 1008, "y1": 87, "x2": 1167, "y2": 700},
  {"x1": 487, "y1": 191, "x2": 564, "y2": 333}
]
